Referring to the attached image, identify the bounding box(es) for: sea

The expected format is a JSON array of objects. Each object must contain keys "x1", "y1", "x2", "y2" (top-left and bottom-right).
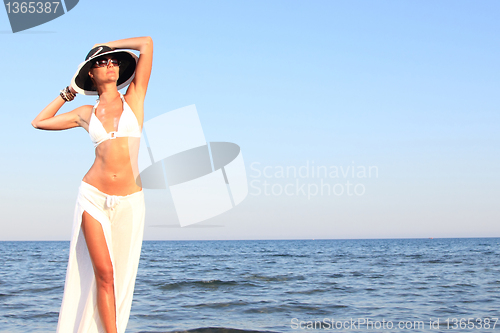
[{"x1": 0, "y1": 238, "x2": 499, "y2": 333}]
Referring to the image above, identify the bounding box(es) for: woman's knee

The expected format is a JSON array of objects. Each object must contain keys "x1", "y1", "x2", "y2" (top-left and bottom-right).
[{"x1": 94, "y1": 263, "x2": 114, "y2": 289}]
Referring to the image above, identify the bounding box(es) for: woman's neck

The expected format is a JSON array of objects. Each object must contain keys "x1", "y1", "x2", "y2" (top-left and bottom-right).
[{"x1": 97, "y1": 84, "x2": 120, "y2": 103}]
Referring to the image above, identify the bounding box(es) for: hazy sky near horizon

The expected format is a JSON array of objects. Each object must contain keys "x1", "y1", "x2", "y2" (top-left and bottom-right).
[{"x1": 1, "y1": 0, "x2": 499, "y2": 241}]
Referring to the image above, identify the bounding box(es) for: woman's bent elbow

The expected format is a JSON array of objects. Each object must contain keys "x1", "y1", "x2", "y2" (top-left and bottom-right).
[{"x1": 142, "y1": 36, "x2": 153, "y2": 50}]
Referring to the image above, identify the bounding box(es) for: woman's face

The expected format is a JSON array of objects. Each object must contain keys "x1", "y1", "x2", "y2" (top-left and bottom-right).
[{"x1": 88, "y1": 56, "x2": 120, "y2": 87}]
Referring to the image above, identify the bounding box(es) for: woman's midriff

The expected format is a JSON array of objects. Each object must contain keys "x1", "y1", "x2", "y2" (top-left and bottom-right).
[{"x1": 82, "y1": 137, "x2": 142, "y2": 196}]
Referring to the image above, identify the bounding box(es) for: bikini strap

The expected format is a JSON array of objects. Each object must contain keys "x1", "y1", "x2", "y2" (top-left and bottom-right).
[{"x1": 92, "y1": 98, "x2": 100, "y2": 113}]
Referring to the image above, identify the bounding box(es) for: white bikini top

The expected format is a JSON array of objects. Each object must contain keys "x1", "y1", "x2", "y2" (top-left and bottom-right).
[{"x1": 88, "y1": 94, "x2": 141, "y2": 148}]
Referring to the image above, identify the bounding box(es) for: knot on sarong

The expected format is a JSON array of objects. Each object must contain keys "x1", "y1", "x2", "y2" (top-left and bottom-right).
[{"x1": 106, "y1": 195, "x2": 121, "y2": 210}]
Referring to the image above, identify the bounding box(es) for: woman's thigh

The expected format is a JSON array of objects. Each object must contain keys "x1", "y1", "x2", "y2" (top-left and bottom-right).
[{"x1": 81, "y1": 211, "x2": 113, "y2": 284}]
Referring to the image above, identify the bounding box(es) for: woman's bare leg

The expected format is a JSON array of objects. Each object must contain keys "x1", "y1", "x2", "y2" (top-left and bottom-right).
[{"x1": 81, "y1": 211, "x2": 117, "y2": 333}]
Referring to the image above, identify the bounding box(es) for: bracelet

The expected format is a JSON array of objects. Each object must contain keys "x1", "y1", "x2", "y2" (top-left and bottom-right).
[
  {"x1": 60, "y1": 89, "x2": 70, "y2": 101},
  {"x1": 60, "y1": 86, "x2": 76, "y2": 102},
  {"x1": 62, "y1": 86, "x2": 75, "y2": 101},
  {"x1": 59, "y1": 91, "x2": 68, "y2": 102}
]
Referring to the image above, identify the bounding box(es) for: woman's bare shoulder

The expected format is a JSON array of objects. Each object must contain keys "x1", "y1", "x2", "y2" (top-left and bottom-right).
[{"x1": 75, "y1": 104, "x2": 94, "y2": 118}]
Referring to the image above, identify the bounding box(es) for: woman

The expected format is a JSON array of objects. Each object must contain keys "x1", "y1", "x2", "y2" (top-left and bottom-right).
[{"x1": 32, "y1": 36, "x2": 153, "y2": 333}]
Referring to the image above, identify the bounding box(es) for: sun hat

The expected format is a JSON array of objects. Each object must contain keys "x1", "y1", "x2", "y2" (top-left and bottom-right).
[{"x1": 71, "y1": 45, "x2": 138, "y2": 95}]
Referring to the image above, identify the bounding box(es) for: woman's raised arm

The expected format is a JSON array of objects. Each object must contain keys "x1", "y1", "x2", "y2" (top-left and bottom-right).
[
  {"x1": 32, "y1": 87, "x2": 90, "y2": 131},
  {"x1": 94, "y1": 37, "x2": 153, "y2": 102}
]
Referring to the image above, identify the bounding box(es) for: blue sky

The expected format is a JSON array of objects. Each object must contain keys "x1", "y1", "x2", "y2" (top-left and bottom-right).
[{"x1": 1, "y1": 0, "x2": 499, "y2": 240}]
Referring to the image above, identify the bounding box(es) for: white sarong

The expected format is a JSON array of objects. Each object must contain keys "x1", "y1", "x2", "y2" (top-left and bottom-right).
[{"x1": 57, "y1": 181, "x2": 145, "y2": 333}]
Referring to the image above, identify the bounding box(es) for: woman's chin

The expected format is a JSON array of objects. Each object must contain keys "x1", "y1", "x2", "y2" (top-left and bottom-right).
[{"x1": 97, "y1": 79, "x2": 118, "y2": 86}]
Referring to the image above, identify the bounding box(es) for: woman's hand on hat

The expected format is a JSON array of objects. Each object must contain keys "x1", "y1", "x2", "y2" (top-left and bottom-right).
[
  {"x1": 68, "y1": 85, "x2": 77, "y2": 95},
  {"x1": 92, "y1": 43, "x2": 113, "y2": 50}
]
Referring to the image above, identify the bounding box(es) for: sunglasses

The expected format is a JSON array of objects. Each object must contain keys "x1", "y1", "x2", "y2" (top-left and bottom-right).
[{"x1": 92, "y1": 58, "x2": 120, "y2": 68}]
